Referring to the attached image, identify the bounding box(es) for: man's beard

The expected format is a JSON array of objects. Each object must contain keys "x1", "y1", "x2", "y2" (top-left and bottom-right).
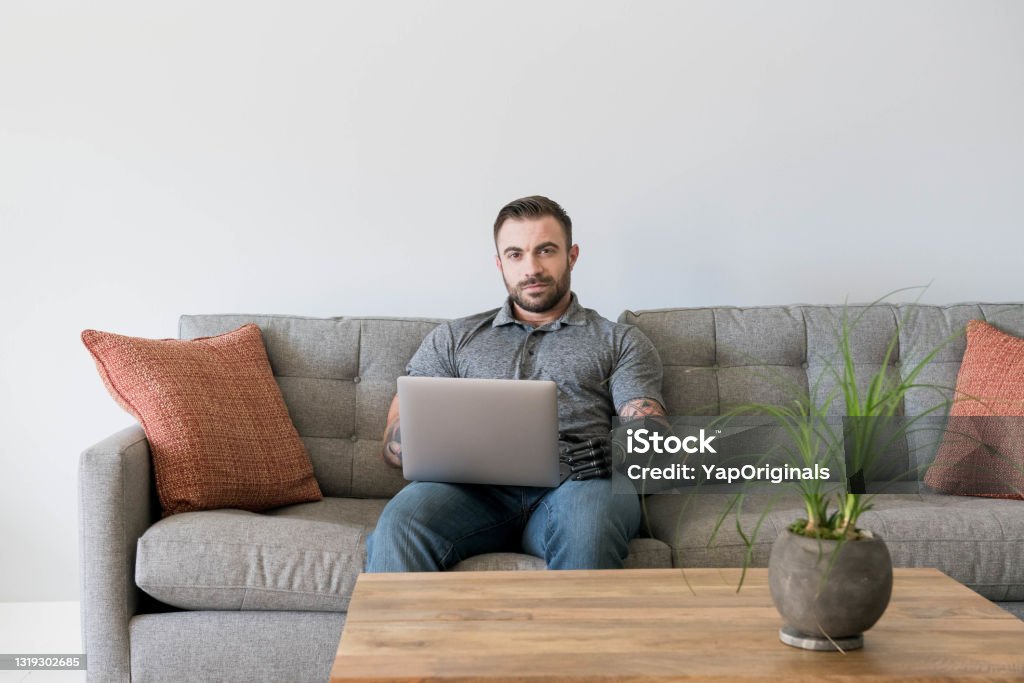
[{"x1": 505, "y1": 264, "x2": 572, "y2": 314}]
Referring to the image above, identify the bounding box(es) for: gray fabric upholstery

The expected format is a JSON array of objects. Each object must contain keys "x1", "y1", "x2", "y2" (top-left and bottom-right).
[
  {"x1": 450, "y1": 538, "x2": 672, "y2": 571},
  {"x1": 179, "y1": 314, "x2": 443, "y2": 499},
  {"x1": 619, "y1": 537, "x2": 674, "y2": 568},
  {"x1": 998, "y1": 602, "x2": 1024, "y2": 620},
  {"x1": 80, "y1": 304, "x2": 1024, "y2": 681},
  {"x1": 622, "y1": 302, "x2": 1024, "y2": 601},
  {"x1": 130, "y1": 611, "x2": 344, "y2": 683},
  {"x1": 620, "y1": 302, "x2": 1024, "y2": 413},
  {"x1": 136, "y1": 498, "x2": 387, "y2": 611},
  {"x1": 452, "y1": 553, "x2": 546, "y2": 571},
  {"x1": 643, "y1": 490, "x2": 1024, "y2": 601},
  {"x1": 79, "y1": 424, "x2": 156, "y2": 683},
  {"x1": 136, "y1": 499, "x2": 672, "y2": 611}
]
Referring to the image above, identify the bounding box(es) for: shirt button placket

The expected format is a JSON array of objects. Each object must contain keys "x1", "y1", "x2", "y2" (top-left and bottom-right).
[{"x1": 519, "y1": 330, "x2": 534, "y2": 377}]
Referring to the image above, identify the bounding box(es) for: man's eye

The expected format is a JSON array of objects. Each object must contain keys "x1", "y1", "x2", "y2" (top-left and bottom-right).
[
  {"x1": 540, "y1": 248, "x2": 554, "y2": 255},
  {"x1": 507, "y1": 252, "x2": 521, "y2": 260}
]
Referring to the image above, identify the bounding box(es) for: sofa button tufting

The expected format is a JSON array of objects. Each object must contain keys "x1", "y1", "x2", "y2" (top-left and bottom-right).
[
  {"x1": 350, "y1": 434, "x2": 359, "y2": 442},
  {"x1": 352, "y1": 376, "x2": 361, "y2": 384},
  {"x1": 801, "y1": 362, "x2": 809, "y2": 369}
]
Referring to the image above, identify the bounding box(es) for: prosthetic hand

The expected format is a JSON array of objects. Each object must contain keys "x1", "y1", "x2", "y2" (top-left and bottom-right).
[{"x1": 559, "y1": 436, "x2": 613, "y2": 481}]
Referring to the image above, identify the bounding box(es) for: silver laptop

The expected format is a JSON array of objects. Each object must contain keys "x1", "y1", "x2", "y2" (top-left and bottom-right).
[{"x1": 397, "y1": 376, "x2": 561, "y2": 487}]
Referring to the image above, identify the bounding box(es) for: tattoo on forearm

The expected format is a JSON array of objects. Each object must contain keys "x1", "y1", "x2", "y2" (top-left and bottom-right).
[
  {"x1": 385, "y1": 419, "x2": 401, "y2": 446},
  {"x1": 380, "y1": 418, "x2": 402, "y2": 466},
  {"x1": 618, "y1": 398, "x2": 667, "y2": 418}
]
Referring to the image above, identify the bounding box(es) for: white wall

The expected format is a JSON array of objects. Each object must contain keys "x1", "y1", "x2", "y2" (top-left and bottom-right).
[{"x1": 1, "y1": 1, "x2": 1022, "y2": 601}]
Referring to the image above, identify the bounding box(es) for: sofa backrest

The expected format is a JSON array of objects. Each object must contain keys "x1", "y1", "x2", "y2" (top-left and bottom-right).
[
  {"x1": 620, "y1": 303, "x2": 1024, "y2": 482},
  {"x1": 182, "y1": 303, "x2": 1024, "y2": 498},
  {"x1": 180, "y1": 314, "x2": 442, "y2": 498}
]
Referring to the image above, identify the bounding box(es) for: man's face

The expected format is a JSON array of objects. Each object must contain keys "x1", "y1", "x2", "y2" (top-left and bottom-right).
[{"x1": 494, "y1": 216, "x2": 579, "y2": 314}]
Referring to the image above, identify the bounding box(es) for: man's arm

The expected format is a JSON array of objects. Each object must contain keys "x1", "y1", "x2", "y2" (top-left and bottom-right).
[
  {"x1": 609, "y1": 326, "x2": 666, "y2": 423},
  {"x1": 382, "y1": 322, "x2": 456, "y2": 469},
  {"x1": 618, "y1": 397, "x2": 667, "y2": 419},
  {"x1": 560, "y1": 398, "x2": 669, "y2": 481},
  {"x1": 381, "y1": 394, "x2": 402, "y2": 468},
  {"x1": 618, "y1": 397, "x2": 673, "y2": 442}
]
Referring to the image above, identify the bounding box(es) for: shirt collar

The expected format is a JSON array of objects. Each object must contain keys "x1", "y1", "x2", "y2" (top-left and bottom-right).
[{"x1": 492, "y1": 292, "x2": 588, "y2": 329}]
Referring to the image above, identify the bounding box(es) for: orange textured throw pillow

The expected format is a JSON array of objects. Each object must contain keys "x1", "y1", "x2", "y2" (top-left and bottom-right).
[
  {"x1": 82, "y1": 324, "x2": 322, "y2": 515},
  {"x1": 924, "y1": 320, "x2": 1024, "y2": 499}
]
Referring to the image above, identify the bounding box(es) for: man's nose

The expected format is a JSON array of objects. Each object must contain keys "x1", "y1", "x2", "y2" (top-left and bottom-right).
[{"x1": 523, "y1": 253, "x2": 543, "y2": 276}]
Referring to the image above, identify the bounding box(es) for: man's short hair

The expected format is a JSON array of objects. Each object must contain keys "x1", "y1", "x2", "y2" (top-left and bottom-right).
[{"x1": 493, "y1": 195, "x2": 572, "y2": 248}]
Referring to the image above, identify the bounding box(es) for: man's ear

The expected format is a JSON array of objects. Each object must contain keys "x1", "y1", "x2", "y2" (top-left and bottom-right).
[
  {"x1": 494, "y1": 254, "x2": 502, "y2": 273},
  {"x1": 568, "y1": 243, "x2": 579, "y2": 270}
]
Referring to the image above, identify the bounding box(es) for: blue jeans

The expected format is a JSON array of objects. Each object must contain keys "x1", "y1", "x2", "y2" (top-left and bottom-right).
[{"x1": 365, "y1": 478, "x2": 641, "y2": 571}]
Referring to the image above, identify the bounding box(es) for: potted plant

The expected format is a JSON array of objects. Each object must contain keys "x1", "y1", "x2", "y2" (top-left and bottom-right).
[{"x1": 708, "y1": 295, "x2": 957, "y2": 651}]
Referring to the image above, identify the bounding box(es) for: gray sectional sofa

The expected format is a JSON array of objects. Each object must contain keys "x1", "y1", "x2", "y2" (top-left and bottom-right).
[{"x1": 79, "y1": 303, "x2": 1024, "y2": 682}]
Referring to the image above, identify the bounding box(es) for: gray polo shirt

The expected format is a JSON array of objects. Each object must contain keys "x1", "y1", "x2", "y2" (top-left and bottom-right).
[{"x1": 406, "y1": 293, "x2": 664, "y2": 442}]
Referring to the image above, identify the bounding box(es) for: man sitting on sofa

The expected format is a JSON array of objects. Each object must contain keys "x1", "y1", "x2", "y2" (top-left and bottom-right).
[{"x1": 365, "y1": 195, "x2": 667, "y2": 571}]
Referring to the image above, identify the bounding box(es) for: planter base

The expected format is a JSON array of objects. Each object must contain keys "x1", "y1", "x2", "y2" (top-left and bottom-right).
[{"x1": 779, "y1": 625, "x2": 864, "y2": 651}]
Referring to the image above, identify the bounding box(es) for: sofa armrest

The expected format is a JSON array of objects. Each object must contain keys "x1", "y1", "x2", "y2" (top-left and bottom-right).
[{"x1": 79, "y1": 424, "x2": 156, "y2": 683}]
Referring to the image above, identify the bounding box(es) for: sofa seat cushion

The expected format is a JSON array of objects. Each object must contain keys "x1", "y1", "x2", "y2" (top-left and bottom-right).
[
  {"x1": 644, "y1": 490, "x2": 1024, "y2": 600},
  {"x1": 137, "y1": 497, "x2": 674, "y2": 611},
  {"x1": 450, "y1": 538, "x2": 673, "y2": 571},
  {"x1": 136, "y1": 498, "x2": 387, "y2": 612},
  {"x1": 453, "y1": 553, "x2": 546, "y2": 571}
]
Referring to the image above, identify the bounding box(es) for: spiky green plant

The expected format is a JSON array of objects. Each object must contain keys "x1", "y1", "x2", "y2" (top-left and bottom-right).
[{"x1": 714, "y1": 289, "x2": 958, "y2": 546}]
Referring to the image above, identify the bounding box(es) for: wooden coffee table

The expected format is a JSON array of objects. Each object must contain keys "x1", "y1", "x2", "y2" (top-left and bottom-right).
[{"x1": 330, "y1": 568, "x2": 1024, "y2": 681}]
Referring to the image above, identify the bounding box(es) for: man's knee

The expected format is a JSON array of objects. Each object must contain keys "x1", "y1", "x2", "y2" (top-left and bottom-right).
[
  {"x1": 557, "y1": 479, "x2": 640, "y2": 529},
  {"x1": 365, "y1": 482, "x2": 523, "y2": 572},
  {"x1": 365, "y1": 483, "x2": 458, "y2": 572},
  {"x1": 533, "y1": 480, "x2": 641, "y2": 569}
]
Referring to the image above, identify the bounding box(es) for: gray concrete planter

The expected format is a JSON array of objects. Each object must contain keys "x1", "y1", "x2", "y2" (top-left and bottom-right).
[{"x1": 768, "y1": 528, "x2": 893, "y2": 650}]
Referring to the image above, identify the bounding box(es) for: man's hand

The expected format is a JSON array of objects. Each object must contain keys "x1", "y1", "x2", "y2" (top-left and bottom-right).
[
  {"x1": 616, "y1": 397, "x2": 691, "y2": 494},
  {"x1": 557, "y1": 400, "x2": 668, "y2": 481},
  {"x1": 381, "y1": 394, "x2": 402, "y2": 468},
  {"x1": 559, "y1": 437, "x2": 612, "y2": 480}
]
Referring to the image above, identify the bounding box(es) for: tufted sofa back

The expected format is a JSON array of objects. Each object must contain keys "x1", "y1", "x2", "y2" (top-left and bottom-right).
[
  {"x1": 180, "y1": 315, "x2": 442, "y2": 498},
  {"x1": 182, "y1": 304, "x2": 1024, "y2": 498},
  {"x1": 621, "y1": 303, "x2": 1024, "y2": 483},
  {"x1": 619, "y1": 303, "x2": 1024, "y2": 414}
]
